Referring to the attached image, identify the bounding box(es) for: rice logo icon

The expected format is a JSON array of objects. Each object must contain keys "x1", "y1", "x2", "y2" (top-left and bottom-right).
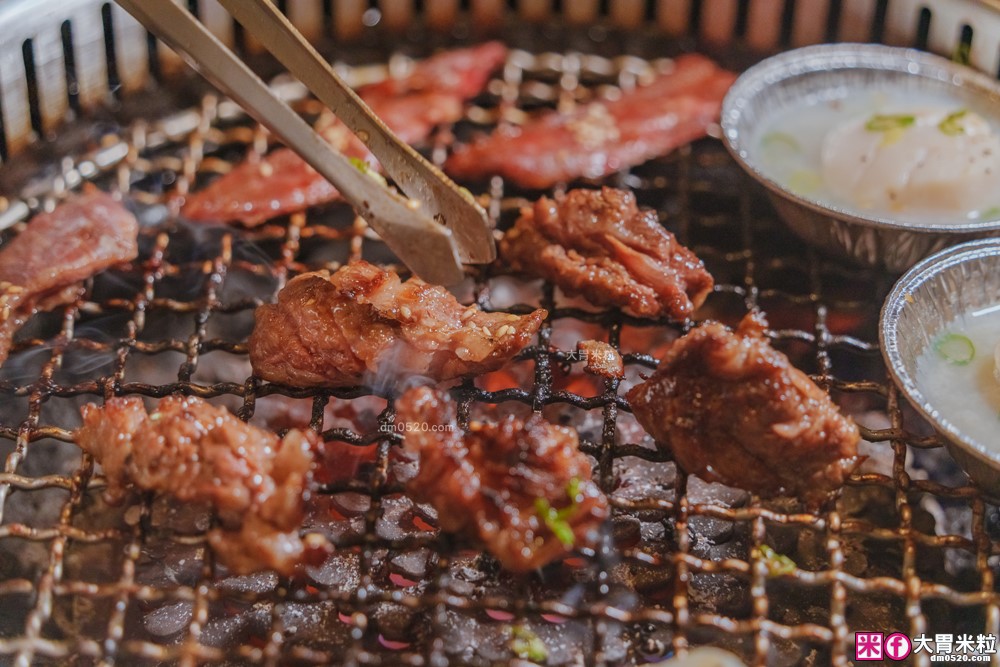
[
  {"x1": 885, "y1": 633, "x2": 912, "y2": 660},
  {"x1": 855, "y1": 632, "x2": 884, "y2": 660}
]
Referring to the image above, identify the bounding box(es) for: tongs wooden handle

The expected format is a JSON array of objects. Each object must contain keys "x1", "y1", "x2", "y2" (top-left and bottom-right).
[{"x1": 115, "y1": 0, "x2": 494, "y2": 286}]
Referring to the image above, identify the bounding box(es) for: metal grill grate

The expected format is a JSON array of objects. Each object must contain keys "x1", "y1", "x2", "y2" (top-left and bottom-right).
[{"x1": 1, "y1": 28, "x2": 999, "y2": 667}]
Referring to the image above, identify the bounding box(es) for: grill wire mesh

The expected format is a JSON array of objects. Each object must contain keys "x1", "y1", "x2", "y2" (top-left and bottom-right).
[{"x1": 1, "y1": 25, "x2": 999, "y2": 667}]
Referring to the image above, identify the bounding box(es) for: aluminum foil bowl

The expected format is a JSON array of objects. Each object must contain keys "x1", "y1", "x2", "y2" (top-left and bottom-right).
[
  {"x1": 881, "y1": 238, "x2": 1000, "y2": 498},
  {"x1": 721, "y1": 43, "x2": 1000, "y2": 273}
]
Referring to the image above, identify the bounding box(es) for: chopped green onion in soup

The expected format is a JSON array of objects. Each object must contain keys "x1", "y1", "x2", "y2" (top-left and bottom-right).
[
  {"x1": 938, "y1": 109, "x2": 968, "y2": 136},
  {"x1": 754, "y1": 89, "x2": 1000, "y2": 224},
  {"x1": 864, "y1": 114, "x2": 915, "y2": 132},
  {"x1": 787, "y1": 169, "x2": 822, "y2": 195},
  {"x1": 916, "y1": 309, "x2": 1000, "y2": 449},
  {"x1": 934, "y1": 333, "x2": 975, "y2": 365}
]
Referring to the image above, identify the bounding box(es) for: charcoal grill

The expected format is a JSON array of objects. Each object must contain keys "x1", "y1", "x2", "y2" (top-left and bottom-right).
[{"x1": 2, "y1": 1, "x2": 1000, "y2": 665}]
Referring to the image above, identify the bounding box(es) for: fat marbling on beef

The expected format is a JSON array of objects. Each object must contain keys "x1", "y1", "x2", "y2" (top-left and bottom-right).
[
  {"x1": 445, "y1": 53, "x2": 735, "y2": 188},
  {"x1": 626, "y1": 312, "x2": 861, "y2": 506},
  {"x1": 75, "y1": 396, "x2": 330, "y2": 575},
  {"x1": 0, "y1": 189, "x2": 138, "y2": 367},
  {"x1": 249, "y1": 261, "x2": 546, "y2": 388},
  {"x1": 181, "y1": 42, "x2": 507, "y2": 226},
  {"x1": 501, "y1": 187, "x2": 713, "y2": 319},
  {"x1": 397, "y1": 386, "x2": 608, "y2": 571}
]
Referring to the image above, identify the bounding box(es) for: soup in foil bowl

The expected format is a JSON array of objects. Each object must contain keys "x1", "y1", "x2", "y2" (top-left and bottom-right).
[
  {"x1": 881, "y1": 238, "x2": 1000, "y2": 497},
  {"x1": 723, "y1": 43, "x2": 1000, "y2": 272}
]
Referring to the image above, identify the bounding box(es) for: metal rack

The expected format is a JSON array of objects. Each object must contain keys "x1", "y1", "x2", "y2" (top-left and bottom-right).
[{"x1": 1, "y1": 2, "x2": 1000, "y2": 666}]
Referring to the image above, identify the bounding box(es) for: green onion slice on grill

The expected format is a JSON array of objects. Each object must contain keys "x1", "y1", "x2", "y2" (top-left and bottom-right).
[
  {"x1": 511, "y1": 626, "x2": 548, "y2": 662},
  {"x1": 756, "y1": 544, "x2": 797, "y2": 577},
  {"x1": 534, "y1": 498, "x2": 575, "y2": 547},
  {"x1": 534, "y1": 477, "x2": 582, "y2": 548}
]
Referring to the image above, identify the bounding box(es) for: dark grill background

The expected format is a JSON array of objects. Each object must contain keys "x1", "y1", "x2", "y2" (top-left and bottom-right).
[{"x1": 0, "y1": 21, "x2": 997, "y2": 667}]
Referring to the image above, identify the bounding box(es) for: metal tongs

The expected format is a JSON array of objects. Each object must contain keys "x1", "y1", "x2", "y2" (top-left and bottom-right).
[{"x1": 115, "y1": 0, "x2": 494, "y2": 285}]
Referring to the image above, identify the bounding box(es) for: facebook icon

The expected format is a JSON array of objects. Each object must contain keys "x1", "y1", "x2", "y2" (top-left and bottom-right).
[{"x1": 884, "y1": 633, "x2": 912, "y2": 661}]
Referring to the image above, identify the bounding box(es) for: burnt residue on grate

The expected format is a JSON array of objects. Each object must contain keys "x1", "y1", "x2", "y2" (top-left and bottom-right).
[{"x1": 1, "y1": 31, "x2": 999, "y2": 667}]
